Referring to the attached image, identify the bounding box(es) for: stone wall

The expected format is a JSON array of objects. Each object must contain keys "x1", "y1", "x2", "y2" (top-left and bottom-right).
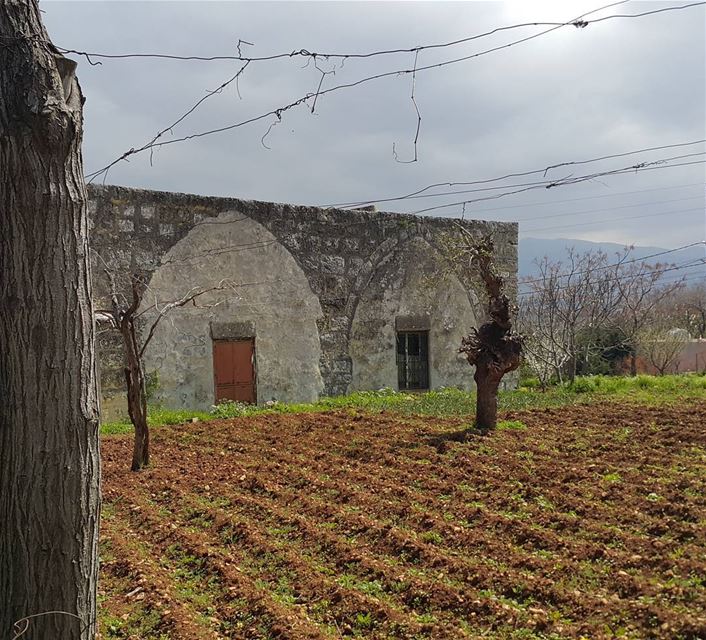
[{"x1": 88, "y1": 185, "x2": 518, "y2": 416}]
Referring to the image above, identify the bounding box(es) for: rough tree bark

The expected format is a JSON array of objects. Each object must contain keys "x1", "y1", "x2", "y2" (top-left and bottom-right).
[
  {"x1": 0, "y1": 2, "x2": 100, "y2": 639},
  {"x1": 458, "y1": 235, "x2": 523, "y2": 430}
]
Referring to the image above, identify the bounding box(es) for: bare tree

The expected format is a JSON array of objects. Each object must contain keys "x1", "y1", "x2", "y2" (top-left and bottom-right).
[
  {"x1": 637, "y1": 325, "x2": 690, "y2": 376},
  {"x1": 0, "y1": 3, "x2": 100, "y2": 638},
  {"x1": 97, "y1": 268, "x2": 235, "y2": 470},
  {"x1": 517, "y1": 285, "x2": 567, "y2": 388},
  {"x1": 673, "y1": 282, "x2": 706, "y2": 339},
  {"x1": 454, "y1": 233, "x2": 522, "y2": 430},
  {"x1": 611, "y1": 262, "x2": 685, "y2": 375},
  {"x1": 519, "y1": 248, "x2": 687, "y2": 381},
  {"x1": 519, "y1": 249, "x2": 624, "y2": 384}
]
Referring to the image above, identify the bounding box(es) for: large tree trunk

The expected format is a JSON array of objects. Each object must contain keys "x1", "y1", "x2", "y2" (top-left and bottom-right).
[
  {"x1": 0, "y1": 3, "x2": 100, "y2": 639},
  {"x1": 458, "y1": 236, "x2": 522, "y2": 432},
  {"x1": 474, "y1": 365, "x2": 501, "y2": 430}
]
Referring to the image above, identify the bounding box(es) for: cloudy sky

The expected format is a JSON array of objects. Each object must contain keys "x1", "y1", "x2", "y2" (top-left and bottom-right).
[{"x1": 44, "y1": 1, "x2": 705, "y2": 253}]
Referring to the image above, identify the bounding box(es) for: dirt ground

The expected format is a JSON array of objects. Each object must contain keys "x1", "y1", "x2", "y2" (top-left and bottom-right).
[{"x1": 99, "y1": 402, "x2": 706, "y2": 639}]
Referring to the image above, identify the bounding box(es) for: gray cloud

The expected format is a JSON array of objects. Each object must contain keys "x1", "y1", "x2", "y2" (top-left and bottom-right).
[{"x1": 44, "y1": 1, "x2": 705, "y2": 249}]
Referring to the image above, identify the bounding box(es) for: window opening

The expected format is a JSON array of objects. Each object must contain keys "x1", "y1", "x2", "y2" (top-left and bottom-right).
[{"x1": 396, "y1": 331, "x2": 429, "y2": 390}]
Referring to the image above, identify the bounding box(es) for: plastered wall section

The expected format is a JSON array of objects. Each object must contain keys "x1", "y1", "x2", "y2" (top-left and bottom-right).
[
  {"x1": 142, "y1": 212, "x2": 323, "y2": 409},
  {"x1": 350, "y1": 237, "x2": 478, "y2": 391},
  {"x1": 88, "y1": 185, "x2": 518, "y2": 416}
]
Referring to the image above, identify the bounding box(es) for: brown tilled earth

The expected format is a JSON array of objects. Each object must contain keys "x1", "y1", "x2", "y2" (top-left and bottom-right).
[{"x1": 99, "y1": 402, "x2": 706, "y2": 640}]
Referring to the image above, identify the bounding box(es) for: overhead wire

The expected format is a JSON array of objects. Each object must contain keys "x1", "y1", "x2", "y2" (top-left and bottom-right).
[
  {"x1": 57, "y1": 2, "x2": 703, "y2": 68},
  {"x1": 504, "y1": 195, "x2": 704, "y2": 225},
  {"x1": 82, "y1": 1, "x2": 706, "y2": 183},
  {"x1": 519, "y1": 241, "x2": 705, "y2": 285},
  {"x1": 518, "y1": 256, "x2": 706, "y2": 297},
  {"x1": 523, "y1": 205, "x2": 704, "y2": 233},
  {"x1": 408, "y1": 156, "x2": 706, "y2": 216},
  {"x1": 327, "y1": 140, "x2": 706, "y2": 209},
  {"x1": 57, "y1": 2, "x2": 634, "y2": 64},
  {"x1": 463, "y1": 182, "x2": 705, "y2": 216}
]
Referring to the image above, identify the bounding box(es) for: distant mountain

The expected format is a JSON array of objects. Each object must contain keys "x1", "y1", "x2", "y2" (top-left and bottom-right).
[{"x1": 519, "y1": 237, "x2": 705, "y2": 279}]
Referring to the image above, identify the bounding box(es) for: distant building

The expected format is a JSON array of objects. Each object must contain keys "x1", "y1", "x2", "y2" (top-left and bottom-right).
[
  {"x1": 628, "y1": 339, "x2": 706, "y2": 375},
  {"x1": 671, "y1": 339, "x2": 706, "y2": 373},
  {"x1": 88, "y1": 185, "x2": 518, "y2": 418}
]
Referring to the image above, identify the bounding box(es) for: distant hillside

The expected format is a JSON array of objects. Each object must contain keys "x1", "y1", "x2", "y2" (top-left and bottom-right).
[{"x1": 519, "y1": 237, "x2": 705, "y2": 279}]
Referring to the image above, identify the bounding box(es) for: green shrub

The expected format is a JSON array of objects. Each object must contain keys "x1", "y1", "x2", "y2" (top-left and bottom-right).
[
  {"x1": 596, "y1": 376, "x2": 620, "y2": 393},
  {"x1": 210, "y1": 399, "x2": 253, "y2": 419},
  {"x1": 520, "y1": 377, "x2": 542, "y2": 390},
  {"x1": 100, "y1": 419, "x2": 133, "y2": 436},
  {"x1": 568, "y1": 377, "x2": 595, "y2": 394},
  {"x1": 148, "y1": 407, "x2": 211, "y2": 425}
]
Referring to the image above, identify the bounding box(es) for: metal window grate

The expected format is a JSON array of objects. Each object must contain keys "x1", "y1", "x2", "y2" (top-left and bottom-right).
[{"x1": 396, "y1": 331, "x2": 429, "y2": 390}]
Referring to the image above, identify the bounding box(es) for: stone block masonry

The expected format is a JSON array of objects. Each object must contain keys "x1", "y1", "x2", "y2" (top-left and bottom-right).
[{"x1": 88, "y1": 185, "x2": 517, "y2": 417}]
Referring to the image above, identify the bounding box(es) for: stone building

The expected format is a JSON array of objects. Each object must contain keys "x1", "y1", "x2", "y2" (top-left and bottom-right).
[{"x1": 88, "y1": 185, "x2": 518, "y2": 417}]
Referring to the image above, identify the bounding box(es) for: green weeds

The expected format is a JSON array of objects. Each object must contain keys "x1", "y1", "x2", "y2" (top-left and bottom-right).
[{"x1": 101, "y1": 373, "x2": 706, "y2": 436}]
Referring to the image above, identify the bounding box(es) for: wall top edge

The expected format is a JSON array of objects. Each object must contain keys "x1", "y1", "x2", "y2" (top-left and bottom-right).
[{"x1": 87, "y1": 184, "x2": 519, "y2": 233}]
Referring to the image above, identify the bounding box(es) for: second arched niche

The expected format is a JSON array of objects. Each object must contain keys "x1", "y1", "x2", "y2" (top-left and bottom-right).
[{"x1": 349, "y1": 237, "x2": 478, "y2": 392}]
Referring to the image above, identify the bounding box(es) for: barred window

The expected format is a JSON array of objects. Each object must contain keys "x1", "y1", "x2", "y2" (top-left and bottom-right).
[{"x1": 396, "y1": 331, "x2": 429, "y2": 390}]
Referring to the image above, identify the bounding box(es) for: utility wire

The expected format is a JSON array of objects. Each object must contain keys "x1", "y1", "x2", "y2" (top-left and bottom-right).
[
  {"x1": 327, "y1": 140, "x2": 706, "y2": 209},
  {"x1": 467, "y1": 182, "x2": 705, "y2": 216},
  {"x1": 518, "y1": 257, "x2": 706, "y2": 297},
  {"x1": 146, "y1": 62, "x2": 250, "y2": 166},
  {"x1": 507, "y1": 195, "x2": 704, "y2": 225},
  {"x1": 84, "y1": 0, "x2": 706, "y2": 183},
  {"x1": 57, "y1": 2, "x2": 632, "y2": 64},
  {"x1": 409, "y1": 156, "x2": 706, "y2": 216},
  {"x1": 70, "y1": 1, "x2": 629, "y2": 181},
  {"x1": 55, "y1": 21, "x2": 572, "y2": 65},
  {"x1": 661, "y1": 272, "x2": 706, "y2": 287},
  {"x1": 520, "y1": 241, "x2": 705, "y2": 286},
  {"x1": 523, "y1": 205, "x2": 704, "y2": 233},
  {"x1": 60, "y1": 1, "x2": 703, "y2": 67}
]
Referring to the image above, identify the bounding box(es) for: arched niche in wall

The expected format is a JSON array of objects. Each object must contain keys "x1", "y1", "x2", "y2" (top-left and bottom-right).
[
  {"x1": 141, "y1": 211, "x2": 323, "y2": 409},
  {"x1": 349, "y1": 236, "x2": 478, "y2": 392}
]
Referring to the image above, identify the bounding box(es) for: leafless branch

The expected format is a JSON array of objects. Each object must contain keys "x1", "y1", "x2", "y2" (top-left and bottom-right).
[{"x1": 139, "y1": 278, "x2": 237, "y2": 356}]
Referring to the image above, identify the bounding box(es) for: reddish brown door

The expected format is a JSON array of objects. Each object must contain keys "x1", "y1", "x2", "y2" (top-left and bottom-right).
[{"x1": 213, "y1": 339, "x2": 256, "y2": 404}]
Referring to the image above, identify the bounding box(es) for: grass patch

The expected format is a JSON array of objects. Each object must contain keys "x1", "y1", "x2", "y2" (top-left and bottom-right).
[
  {"x1": 497, "y1": 419, "x2": 528, "y2": 431},
  {"x1": 101, "y1": 373, "x2": 706, "y2": 436},
  {"x1": 102, "y1": 407, "x2": 213, "y2": 435}
]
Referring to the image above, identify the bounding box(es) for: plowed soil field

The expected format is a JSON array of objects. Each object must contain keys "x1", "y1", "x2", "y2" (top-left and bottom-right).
[{"x1": 100, "y1": 402, "x2": 706, "y2": 640}]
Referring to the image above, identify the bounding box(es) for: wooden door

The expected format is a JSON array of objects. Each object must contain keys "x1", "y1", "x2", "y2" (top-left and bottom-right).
[{"x1": 213, "y1": 339, "x2": 256, "y2": 404}]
